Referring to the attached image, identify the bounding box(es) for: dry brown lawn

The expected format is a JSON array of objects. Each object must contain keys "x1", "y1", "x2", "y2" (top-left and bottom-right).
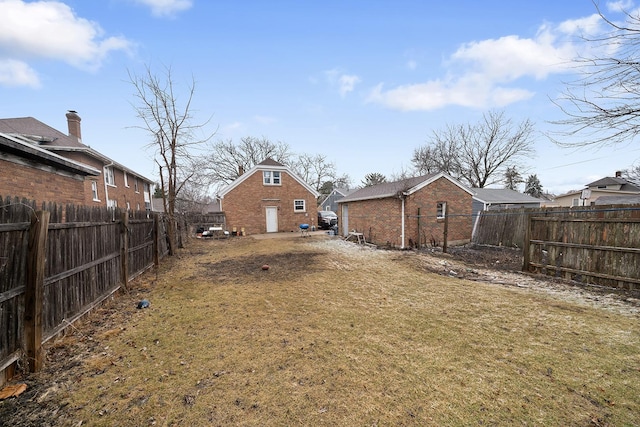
[{"x1": 2, "y1": 234, "x2": 639, "y2": 426}]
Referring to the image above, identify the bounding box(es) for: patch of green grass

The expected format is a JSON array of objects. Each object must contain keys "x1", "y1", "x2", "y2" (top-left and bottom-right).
[{"x1": 60, "y1": 237, "x2": 640, "y2": 426}]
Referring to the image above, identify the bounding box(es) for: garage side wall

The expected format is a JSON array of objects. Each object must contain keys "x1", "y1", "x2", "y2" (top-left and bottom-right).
[
  {"x1": 340, "y1": 177, "x2": 473, "y2": 248},
  {"x1": 405, "y1": 177, "x2": 473, "y2": 247},
  {"x1": 223, "y1": 171, "x2": 317, "y2": 235},
  {"x1": 341, "y1": 197, "x2": 403, "y2": 246}
]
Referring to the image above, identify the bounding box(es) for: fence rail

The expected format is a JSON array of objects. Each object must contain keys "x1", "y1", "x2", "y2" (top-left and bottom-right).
[{"x1": 0, "y1": 196, "x2": 172, "y2": 385}]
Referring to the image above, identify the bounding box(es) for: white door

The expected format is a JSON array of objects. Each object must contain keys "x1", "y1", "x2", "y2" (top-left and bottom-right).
[
  {"x1": 341, "y1": 204, "x2": 349, "y2": 236},
  {"x1": 265, "y1": 206, "x2": 278, "y2": 232}
]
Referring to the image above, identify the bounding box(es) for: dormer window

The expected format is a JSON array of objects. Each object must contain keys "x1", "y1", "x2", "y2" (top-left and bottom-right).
[{"x1": 263, "y1": 170, "x2": 281, "y2": 185}]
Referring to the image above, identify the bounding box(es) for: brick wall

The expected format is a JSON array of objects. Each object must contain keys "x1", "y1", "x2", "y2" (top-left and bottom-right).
[
  {"x1": 0, "y1": 158, "x2": 86, "y2": 205},
  {"x1": 63, "y1": 152, "x2": 149, "y2": 210},
  {"x1": 405, "y1": 177, "x2": 473, "y2": 247},
  {"x1": 222, "y1": 170, "x2": 317, "y2": 235},
  {"x1": 340, "y1": 177, "x2": 473, "y2": 247}
]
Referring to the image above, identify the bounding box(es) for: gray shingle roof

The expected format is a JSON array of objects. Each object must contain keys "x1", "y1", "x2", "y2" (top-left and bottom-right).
[
  {"x1": 0, "y1": 117, "x2": 84, "y2": 148},
  {"x1": 472, "y1": 188, "x2": 542, "y2": 204},
  {"x1": 258, "y1": 158, "x2": 285, "y2": 167},
  {"x1": 340, "y1": 173, "x2": 447, "y2": 203},
  {"x1": 594, "y1": 195, "x2": 640, "y2": 205},
  {"x1": 587, "y1": 176, "x2": 640, "y2": 192}
]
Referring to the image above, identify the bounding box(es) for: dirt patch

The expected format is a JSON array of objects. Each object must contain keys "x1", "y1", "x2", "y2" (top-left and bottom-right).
[{"x1": 197, "y1": 251, "x2": 324, "y2": 284}]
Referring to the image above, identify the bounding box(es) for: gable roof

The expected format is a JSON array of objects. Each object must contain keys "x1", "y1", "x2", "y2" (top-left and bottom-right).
[
  {"x1": 0, "y1": 117, "x2": 84, "y2": 148},
  {"x1": 339, "y1": 172, "x2": 472, "y2": 203},
  {"x1": 258, "y1": 158, "x2": 285, "y2": 167},
  {"x1": 472, "y1": 188, "x2": 542, "y2": 205},
  {"x1": 218, "y1": 158, "x2": 320, "y2": 197},
  {"x1": 318, "y1": 187, "x2": 356, "y2": 206},
  {"x1": 0, "y1": 132, "x2": 100, "y2": 176},
  {"x1": 587, "y1": 176, "x2": 640, "y2": 192}
]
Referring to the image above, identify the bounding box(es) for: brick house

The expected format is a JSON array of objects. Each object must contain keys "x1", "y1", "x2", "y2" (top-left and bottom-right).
[
  {"x1": 0, "y1": 112, "x2": 154, "y2": 211},
  {"x1": 337, "y1": 172, "x2": 473, "y2": 248},
  {"x1": 0, "y1": 132, "x2": 100, "y2": 205},
  {"x1": 218, "y1": 158, "x2": 320, "y2": 234}
]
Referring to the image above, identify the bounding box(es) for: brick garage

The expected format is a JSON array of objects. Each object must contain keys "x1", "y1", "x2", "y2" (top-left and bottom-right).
[
  {"x1": 218, "y1": 159, "x2": 320, "y2": 235},
  {"x1": 338, "y1": 173, "x2": 473, "y2": 248}
]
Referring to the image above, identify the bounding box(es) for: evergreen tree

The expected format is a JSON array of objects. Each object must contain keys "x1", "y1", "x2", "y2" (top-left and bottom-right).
[
  {"x1": 504, "y1": 166, "x2": 524, "y2": 191},
  {"x1": 524, "y1": 174, "x2": 543, "y2": 198}
]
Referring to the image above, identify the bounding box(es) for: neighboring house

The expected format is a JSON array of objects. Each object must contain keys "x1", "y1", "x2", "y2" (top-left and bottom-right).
[
  {"x1": 554, "y1": 171, "x2": 640, "y2": 207},
  {"x1": 0, "y1": 132, "x2": 101, "y2": 205},
  {"x1": 0, "y1": 112, "x2": 154, "y2": 211},
  {"x1": 218, "y1": 158, "x2": 320, "y2": 234},
  {"x1": 337, "y1": 172, "x2": 474, "y2": 248},
  {"x1": 318, "y1": 187, "x2": 356, "y2": 213},
  {"x1": 472, "y1": 187, "x2": 542, "y2": 218}
]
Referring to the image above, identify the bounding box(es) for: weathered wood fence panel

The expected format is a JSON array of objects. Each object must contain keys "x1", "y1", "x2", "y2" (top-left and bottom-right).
[
  {"x1": 0, "y1": 197, "x2": 174, "y2": 386},
  {"x1": 0, "y1": 196, "x2": 35, "y2": 384},
  {"x1": 524, "y1": 205, "x2": 640, "y2": 290},
  {"x1": 472, "y1": 207, "x2": 532, "y2": 248}
]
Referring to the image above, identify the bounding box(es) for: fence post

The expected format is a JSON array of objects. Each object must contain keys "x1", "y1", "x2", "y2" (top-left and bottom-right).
[
  {"x1": 24, "y1": 210, "x2": 50, "y2": 373},
  {"x1": 153, "y1": 214, "x2": 160, "y2": 267},
  {"x1": 522, "y1": 213, "x2": 531, "y2": 272},
  {"x1": 120, "y1": 212, "x2": 129, "y2": 292}
]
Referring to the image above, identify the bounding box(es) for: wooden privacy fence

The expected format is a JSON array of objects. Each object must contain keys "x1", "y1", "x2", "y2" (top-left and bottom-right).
[
  {"x1": 0, "y1": 196, "x2": 170, "y2": 385},
  {"x1": 472, "y1": 207, "x2": 531, "y2": 248},
  {"x1": 523, "y1": 205, "x2": 640, "y2": 291}
]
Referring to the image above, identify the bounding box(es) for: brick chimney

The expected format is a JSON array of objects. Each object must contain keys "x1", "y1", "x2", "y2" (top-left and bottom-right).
[
  {"x1": 66, "y1": 110, "x2": 82, "y2": 142},
  {"x1": 238, "y1": 165, "x2": 244, "y2": 176},
  {"x1": 615, "y1": 171, "x2": 622, "y2": 178}
]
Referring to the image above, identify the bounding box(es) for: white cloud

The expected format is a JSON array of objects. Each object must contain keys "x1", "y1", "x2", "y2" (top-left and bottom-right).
[
  {"x1": 338, "y1": 74, "x2": 361, "y2": 97},
  {"x1": 132, "y1": 0, "x2": 193, "y2": 17},
  {"x1": 254, "y1": 115, "x2": 276, "y2": 125},
  {"x1": 606, "y1": 0, "x2": 634, "y2": 13},
  {"x1": 0, "y1": 0, "x2": 133, "y2": 87},
  {"x1": 367, "y1": 11, "x2": 617, "y2": 111},
  {"x1": 0, "y1": 59, "x2": 40, "y2": 88},
  {"x1": 324, "y1": 68, "x2": 361, "y2": 97},
  {"x1": 223, "y1": 121, "x2": 243, "y2": 134},
  {"x1": 406, "y1": 60, "x2": 417, "y2": 71}
]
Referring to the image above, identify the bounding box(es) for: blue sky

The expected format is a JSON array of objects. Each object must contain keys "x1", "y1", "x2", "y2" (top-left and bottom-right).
[{"x1": 1, "y1": 0, "x2": 639, "y2": 195}]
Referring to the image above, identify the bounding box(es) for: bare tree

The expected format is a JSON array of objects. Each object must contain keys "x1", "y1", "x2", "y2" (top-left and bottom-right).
[
  {"x1": 208, "y1": 136, "x2": 292, "y2": 184},
  {"x1": 129, "y1": 64, "x2": 214, "y2": 255},
  {"x1": 412, "y1": 110, "x2": 535, "y2": 188},
  {"x1": 293, "y1": 153, "x2": 338, "y2": 193},
  {"x1": 550, "y1": 2, "x2": 640, "y2": 148}
]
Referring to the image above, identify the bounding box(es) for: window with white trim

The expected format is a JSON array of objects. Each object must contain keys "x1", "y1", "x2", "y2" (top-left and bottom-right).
[
  {"x1": 436, "y1": 202, "x2": 446, "y2": 219},
  {"x1": 124, "y1": 172, "x2": 129, "y2": 187},
  {"x1": 263, "y1": 170, "x2": 281, "y2": 185},
  {"x1": 134, "y1": 178, "x2": 139, "y2": 193},
  {"x1": 104, "y1": 166, "x2": 115, "y2": 186},
  {"x1": 107, "y1": 199, "x2": 117, "y2": 209},
  {"x1": 91, "y1": 181, "x2": 99, "y2": 201},
  {"x1": 294, "y1": 199, "x2": 306, "y2": 212}
]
